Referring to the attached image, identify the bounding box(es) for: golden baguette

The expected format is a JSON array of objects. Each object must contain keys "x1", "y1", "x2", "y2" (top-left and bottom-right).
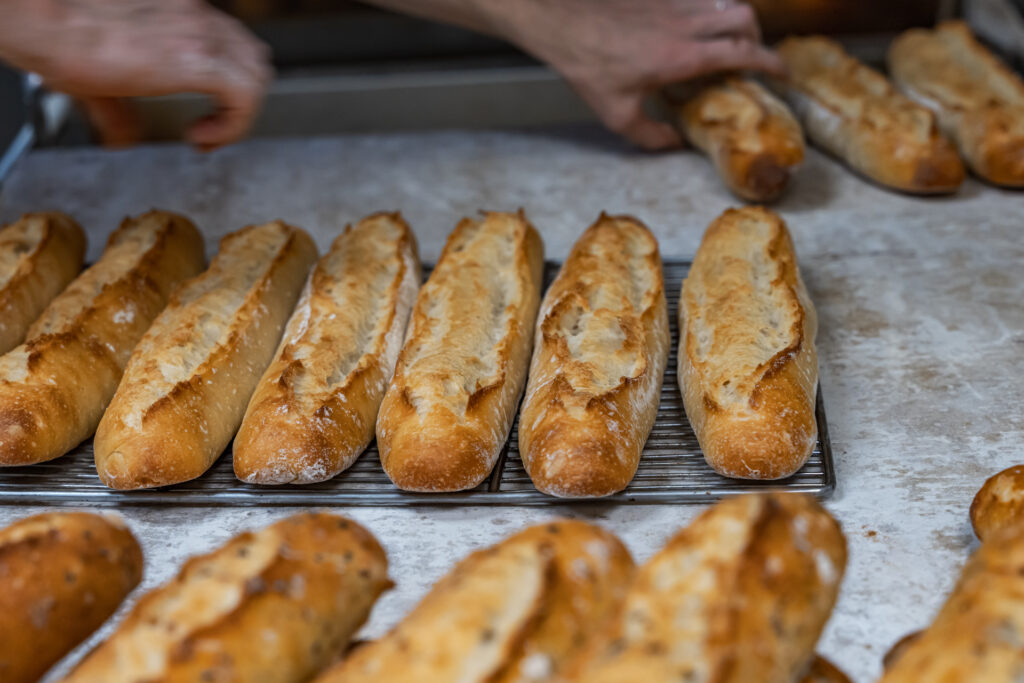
[
  {"x1": 679, "y1": 207, "x2": 818, "y2": 479},
  {"x1": 801, "y1": 656, "x2": 852, "y2": 683},
  {"x1": 316, "y1": 519, "x2": 634, "y2": 683},
  {"x1": 674, "y1": 77, "x2": 805, "y2": 202},
  {"x1": 570, "y1": 493, "x2": 846, "y2": 683},
  {"x1": 518, "y1": 214, "x2": 668, "y2": 497},
  {"x1": 0, "y1": 210, "x2": 205, "y2": 466},
  {"x1": 0, "y1": 512, "x2": 142, "y2": 683},
  {"x1": 234, "y1": 212, "x2": 420, "y2": 484},
  {"x1": 94, "y1": 220, "x2": 318, "y2": 489},
  {"x1": 889, "y1": 21, "x2": 1024, "y2": 187},
  {"x1": 970, "y1": 464, "x2": 1024, "y2": 540},
  {"x1": 0, "y1": 212, "x2": 86, "y2": 354},
  {"x1": 376, "y1": 210, "x2": 544, "y2": 492},
  {"x1": 775, "y1": 35, "x2": 965, "y2": 193},
  {"x1": 62, "y1": 512, "x2": 390, "y2": 683}
]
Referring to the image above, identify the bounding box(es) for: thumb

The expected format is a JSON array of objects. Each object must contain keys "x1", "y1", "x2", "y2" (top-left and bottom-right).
[
  {"x1": 595, "y1": 93, "x2": 683, "y2": 151},
  {"x1": 77, "y1": 97, "x2": 142, "y2": 147}
]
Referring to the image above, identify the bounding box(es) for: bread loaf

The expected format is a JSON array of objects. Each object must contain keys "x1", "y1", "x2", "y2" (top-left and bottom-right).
[
  {"x1": 94, "y1": 220, "x2": 318, "y2": 489},
  {"x1": 775, "y1": 35, "x2": 965, "y2": 193},
  {"x1": 0, "y1": 210, "x2": 205, "y2": 466},
  {"x1": 234, "y1": 212, "x2": 420, "y2": 484},
  {"x1": 571, "y1": 493, "x2": 846, "y2": 683},
  {"x1": 0, "y1": 511, "x2": 142, "y2": 683},
  {"x1": 674, "y1": 77, "x2": 805, "y2": 202},
  {"x1": 518, "y1": 214, "x2": 668, "y2": 497},
  {"x1": 801, "y1": 656, "x2": 852, "y2": 683},
  {"x1": 881, "y1": 631, "x2": 922, "y2": 672},
  {"x1": 63, "y1": 512, "x2": 390, "y2": 683},
  {"x1": 878, "y1": 523, "x2": 1024, "y2": 681},
  {"x1": 316, "y1": 519, "x2": 634, "y2": 683},
  {"x1": 889, "y1": 21, "x2": 1024, "y2": 187},
  {"x1": 970, "y1": 464, "x2": 1024, "y2": 540},
  {"x1": 679, "y1": 207, "x2": 818, "y2": 479},
  {"x1": 376, "y1": 211, "x2": 544, "y2": 492},
  {"x1": 0, "y1": 212, "x2": 86, "y2": 355}
]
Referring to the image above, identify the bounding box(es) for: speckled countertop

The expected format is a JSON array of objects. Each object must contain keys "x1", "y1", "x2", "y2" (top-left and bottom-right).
[{"x1": 1, "y1": 127, "x2": 1022, "y2": 682}]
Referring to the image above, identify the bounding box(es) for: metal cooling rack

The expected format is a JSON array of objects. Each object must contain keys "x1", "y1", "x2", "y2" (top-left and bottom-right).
[{"x1": 0, "y1": 261, "x2": 835, "y2": 506}]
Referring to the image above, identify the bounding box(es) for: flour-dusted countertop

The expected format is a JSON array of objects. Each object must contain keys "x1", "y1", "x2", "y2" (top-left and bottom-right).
[{"x1": 1, "y1": 128, "x2": 1022, "y2": 682}]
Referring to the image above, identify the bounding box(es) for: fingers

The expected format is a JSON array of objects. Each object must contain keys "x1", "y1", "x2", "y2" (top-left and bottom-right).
[
  {"x1": 663, "y1": 38, "x2": 785, "y2": 82},
  {"x1": 687, "y1": 3, "x2": 761, "y2": 43},
  {"x1": 593, "y1": 93, "x2": 683, "y2": 151},
  {"x1": 77, "y1": 97, "x2": 142, "y2": 147}
]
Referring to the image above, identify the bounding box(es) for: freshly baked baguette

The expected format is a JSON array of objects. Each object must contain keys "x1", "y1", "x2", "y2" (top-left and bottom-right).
[
  {"x1": 882, "y1": 631, "x2": 922, "y2": 672},
  {"x1": 801, "y1": 656, "x2": 852, "y2": 683},
  {"x1": 775, "y1": 35, "x2": 965, "y2": 193},
  {"x1": 518, "y1": 214, "x2": 669, "y2": 498},
  {"x1": 94, "y1": 220, "x2": 318, "y2": 489},
  {"x1": 673, "y1": 77, "x2": 805, "y2": 202},
  {"x1": 0, "y1": 210, "x2": 205, "y2": 466},
  {"x1": 679, "y1": 207, "x2": 818, "y2": 479},
  {"x1": 889, "y1": 21, "x2": 1024, "y2": 187},
  {"x1": 570, "y1": 493, "x2": 846, "y2": 683},
  {"x1": 376, "y1": 211, "x2": 544, "y2": 492},
  {"x1": 970, "y1": 464, "x2": 1024, "y2": 540},
  {"x1": 234, "y1": 212, "x2": 420, "y2": 484},
  {"x1": 63, "y1": 512, "x2": 390, "y2": 683},
  {"x1": 878, "y1": 523, "x2": 1024, "y2": 682},
  {"x1": 0, "y1": 212, "x2": 86, "y2": 354},
  {"x1": 0, "y1": 512, "x2": 142, "y2": 683},
  {"x1": 316, "y1": 519, "x2": 634, "y2": 683}
]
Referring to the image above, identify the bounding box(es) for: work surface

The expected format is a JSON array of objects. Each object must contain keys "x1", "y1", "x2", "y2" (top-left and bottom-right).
[{"x1": 2, "y1": 127, "x2": 1022, "y2": 681}]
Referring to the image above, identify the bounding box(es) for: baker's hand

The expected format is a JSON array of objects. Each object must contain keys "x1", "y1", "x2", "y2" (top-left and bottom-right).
[
  {"x1": 497, "y1": 0, "x2": 783, "y2": 150},
  {"x1": 0, "y1": 0, "x2": 272, "y2": 150}
]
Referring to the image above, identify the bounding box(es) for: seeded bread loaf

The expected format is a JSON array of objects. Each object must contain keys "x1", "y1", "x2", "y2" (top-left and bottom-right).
[{"x1": 94, "y1": 220, "x2": 318, "y2": 489}]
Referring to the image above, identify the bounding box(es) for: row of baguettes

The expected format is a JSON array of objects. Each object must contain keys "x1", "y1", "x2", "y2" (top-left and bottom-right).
[
  {"x1": 2, "y1": 493, "x2": 849, "y2": 683},
  {"x1": 670, "y1": 21, "x2": 1024, "y2": 202}
]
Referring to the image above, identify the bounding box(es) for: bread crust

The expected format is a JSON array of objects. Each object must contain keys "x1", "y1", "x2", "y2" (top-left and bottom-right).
[
  {"x1": 680, "y1": 207, "x2": 818, "y2": 479},
  {"x1": 801, "y1": 655, "x2": 852, "y2": 683},
  {"x1": 63, "y1": 512, "x2": 389, "y2": 683},
  {"x1": 889, "y1": 21, "x2": 1024, "y2": 187},
  {"x1": 571, "y1": 493, "x2": 846, "y2": 683},
  {"x1": 969, "y1": 464, "x2": 1024, "y2": 540},
  {"x1": 0, "y1": 511, "x2": 142, "y2": 683},
  {"x1": 95, "y1": 220, "x2": 318, "y2": 489},
  {"x1": 775, "y1": 35, "x2": 965, "y2": 194},
  {"x1": 0, "y1": 212, "x2": 86, "y2": 355},
  {"x1": 518, "y1": 214, "x2": 669, "y2": 498},
  {"x1": 234, "y1": 212, "x2": 420, "y2": 484},
  {"x1": 0, "y1": 210, "x2": 205, "y2": 466},
  {"x1": 376, "y1": 210, "x2": 544, "y2": 492},
  {"x1": 676, "y1": 77, "x2": 805, "y2": 202}
]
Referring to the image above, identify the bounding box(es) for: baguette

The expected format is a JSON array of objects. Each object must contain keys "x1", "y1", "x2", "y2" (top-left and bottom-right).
[
  {"x1": 878, "y1": 523, "x2": 1024, "y2": 682},
  {"x1": 63, "y1": 512, "x2": 390, "y2": 683},
  {"x1": 94, "y1": 220, "x2": 318, "y2": 489},
  {"x1": 970, "y1": 464, "x2": 1024, "y2": 540},
  {"x1": 316, "y1": 519, "x2": 634, "y2": 683},
  {"x1": 674, "y1": 77, "x2": 805, "y2": 202},
  {"x1": 0, "y1": 512, "x2": 142, "y2": 683},
  {"x1": 0, "y1": 210, "x2": 205, "y2": 466},
  {"x1": 889, "y1": 21, "x2": 1024, "y2": 187},
  {"x1": 679, "y1": 207, "x2": 818, "y2": 479},
  {"x1": 570, "y1": 493, "x2": 846, "y2": 683},
  {"x1": 518, "y1": 214, "x2": 669, "y2": 498},
  {"x1": 0, "y1": 212, "x2": 86, "y2": 355},
  {"x1": 376, "y1": 210, "x2": 544, "y2": 492},
  {"x1": 775, "y1": 35, "x2": 965, "y2": 193},
  {"x1": 801, "y1": 656, "x2": 852, "y2": 683},
  {"x1": 234, "y1": 212, "x2": 420, "y2": 484}
]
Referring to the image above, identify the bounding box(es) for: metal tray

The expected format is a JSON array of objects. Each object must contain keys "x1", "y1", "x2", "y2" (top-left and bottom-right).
[{"x1": 0, "y1": 261, "x2": 836, "y2": 506}]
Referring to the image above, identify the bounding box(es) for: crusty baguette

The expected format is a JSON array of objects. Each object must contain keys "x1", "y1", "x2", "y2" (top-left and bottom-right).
[
  {"x1": 376, "y1": 210, "x2": 544, "y2": 492},
  {"x1": 94, "y1": 220, "x2": 318, "y2": 489},
  {"x1": 889, "y1": 21, "x2": 1024, "y2": 187},
  {"x1": 970, "y1": 464, "x2": 1024, "y2": 540},
  {"x1": 775, "y1": 35, "x2": 965, "y2": 193},
  {"x1": 0, "y1": 210, "x2": 205, "y2": 466},
  {"x1": 0, "y1": 212, "x2": 86, "y2": 355},
  {"x1": 878, "y1": 522, "x2": 1024, "y2": 682},
  {"x1": 881, "y1": 631, "x2": 922, "y2": 672},
  {"x1": 316, "y1": 519, "x2": 634, "y2": 683},
  {"x1": 801, "y1": 656, "x2": 852, "y2": 683},
  {"x1": 674, "y1": 77, "x2": 805, "y2": 202},
  {"x1": 518, "y1": 214, "x2": 668, "y2": 497},
  {"x1": 570, "y1": 493, "x2": 846, "y2": 683},
  {"x1": 679, "y1": 207, "x2": 818, "y2": 479},
  {"x1": 0, "y1": 511, "x2": 142, "y2": 683},
  {"x1": 63, "y1": 512, "x2": 390, "y2": 683},
  {"x1": 234, "y1": 212, "x2": 421, "y2": 484}
]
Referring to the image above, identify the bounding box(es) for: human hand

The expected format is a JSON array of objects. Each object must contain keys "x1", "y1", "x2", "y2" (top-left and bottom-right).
[{"x1": 0, "y1": 0, "x2": 272, "y2": 150}]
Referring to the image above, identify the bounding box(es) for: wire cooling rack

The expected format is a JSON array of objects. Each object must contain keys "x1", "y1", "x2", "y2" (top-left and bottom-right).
[{"x1": 0, "y1": 261, "x2": 835, "y2": 506}]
